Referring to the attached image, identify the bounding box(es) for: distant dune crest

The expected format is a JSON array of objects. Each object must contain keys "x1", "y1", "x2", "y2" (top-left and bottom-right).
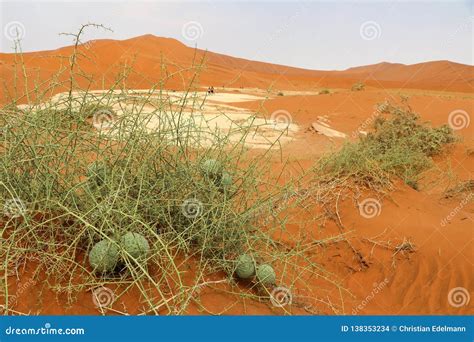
[{"x1": 0, "y1": 34, "x2": 472, "y2": 94}]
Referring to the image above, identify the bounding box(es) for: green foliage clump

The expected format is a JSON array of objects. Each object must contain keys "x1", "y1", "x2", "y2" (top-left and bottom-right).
[
  {"x1": 351, "y1": 82, "x2": 365, "y2": 91},
  {"x1": 87, "y1": 161, "x2": 109, "y2": 186},
  {"x1": 368, "y1": 104, "x2": 455, "y2": 157},
  {"x1": 317, "y1": 101, "x2": 456, "y2": 189},
  {"x1": 256, "y1": 264, "x2": 276, "y2": 286},
  {"x1": 319, "y1": 88, "x2": 330, "y2": 95},
  {"x1": 88, "y1": 240, "x2": 120, "y2": 273},
  {"x1": 235, "y1": 254, "x2": 255, "y2": 279}
]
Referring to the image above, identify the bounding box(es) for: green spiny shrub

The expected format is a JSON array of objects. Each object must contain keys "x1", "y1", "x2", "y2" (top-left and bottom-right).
[
  {"x1": 87, "y1": 161, "x2": 109, "y2": 186},
  {"x1": 0, "y1": 25, "x2": 342, "y2": 313},
  {"x1": 351, "y1": 82, "x2": 365, "y2": 91},
  {"x1": 317, "y1": 101, "x2": 456, "y2": 188},
  {"x1": 319, "y1": 88, "x2": 330, "y2": 95}
]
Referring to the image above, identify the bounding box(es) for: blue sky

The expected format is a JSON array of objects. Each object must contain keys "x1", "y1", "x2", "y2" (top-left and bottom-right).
[{"x1": 1, "y1": 0, "x2": 472, "y2": 70}]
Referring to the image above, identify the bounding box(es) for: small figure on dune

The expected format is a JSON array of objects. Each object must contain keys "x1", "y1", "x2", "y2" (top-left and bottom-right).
[{"x1": 207, "y1": 86, "x2": 215, "y2": 95}]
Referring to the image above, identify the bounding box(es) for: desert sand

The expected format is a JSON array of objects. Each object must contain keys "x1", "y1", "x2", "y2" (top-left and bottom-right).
[{"x1": 1, "y1": 35, "x2": 473, "y2": 315}]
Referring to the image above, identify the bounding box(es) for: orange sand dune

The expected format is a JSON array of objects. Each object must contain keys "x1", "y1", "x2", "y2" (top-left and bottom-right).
[
  {"x1": 336, "y1": 60, "x2": 474, "y2": 91},
  {"x1": 1, "y1": 34, "x2": 473, "y2": 103},
  {"x1": 5, "y1": 87, "x2": 473, "y2": 316}
]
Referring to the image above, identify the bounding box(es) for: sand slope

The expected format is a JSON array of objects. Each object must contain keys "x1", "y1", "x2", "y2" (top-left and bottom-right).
[{"x1": 1, "y1": 35, "x2": 473, "y2": 104}]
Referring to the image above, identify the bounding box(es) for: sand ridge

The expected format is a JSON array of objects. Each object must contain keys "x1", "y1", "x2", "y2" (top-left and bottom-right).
[{"x1": 1, "y1": 35, "x2": 473, "y2": 104}]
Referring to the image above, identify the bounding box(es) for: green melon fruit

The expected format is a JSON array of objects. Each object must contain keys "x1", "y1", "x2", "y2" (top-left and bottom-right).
[
  {"x1": 256, "y1": 264, "x2": 276, "y2": 286},
  {"x1": 200, "y1": 159, "x2": 222, "y2": 179},
  {"x1": 235, "y1": 254, "x2": 255, "y2": 279},
  {"x1": 220, "y1": 172, "x2": 233, "y2": 189},
  {"x1": 87, "y1": 161, "x2": 108, "y2": 186},
  {"x1": 88, "y1": 239, "x2": 120, "y2": 273},
  {"x1": 119, "y1": 232, "x2": 150, "y2": 261}
]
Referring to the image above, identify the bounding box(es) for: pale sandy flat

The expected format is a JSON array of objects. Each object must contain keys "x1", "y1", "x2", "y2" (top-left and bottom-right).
[{"x1": 19, "y1": 90, "x2": 299, "y2": 149}]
